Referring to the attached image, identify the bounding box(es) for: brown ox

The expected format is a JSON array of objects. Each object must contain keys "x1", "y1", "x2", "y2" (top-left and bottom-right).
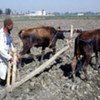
[
  {"x1": 18, "y1": 26, "x2": 68, "y2": 62},
  {"x1": 71, "y1": 29, "x2": 100, "y2": 81}
]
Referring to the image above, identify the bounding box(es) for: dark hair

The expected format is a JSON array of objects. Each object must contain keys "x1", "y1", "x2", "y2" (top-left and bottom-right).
[{"x1": 4, "y1": 18, "x2": 13, "y2": 27}]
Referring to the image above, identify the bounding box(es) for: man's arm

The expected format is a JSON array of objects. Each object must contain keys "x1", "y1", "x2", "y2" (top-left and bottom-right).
[{"x1": 0, "y1": 47, "x2": 12, "y2": 61}]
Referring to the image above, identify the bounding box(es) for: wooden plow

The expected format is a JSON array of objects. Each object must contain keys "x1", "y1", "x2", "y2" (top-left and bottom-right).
[
  {"x1": 0, "y1": 25, "x2": 74, "y2": 99},
  {"x1": 8, "y1": 40, "x2": 72, "y2": 92}
]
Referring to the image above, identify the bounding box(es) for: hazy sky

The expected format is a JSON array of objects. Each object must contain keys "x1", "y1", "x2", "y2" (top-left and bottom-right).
[{"x1": 0, "y1": 0, "x2": 100, "y2": 13}]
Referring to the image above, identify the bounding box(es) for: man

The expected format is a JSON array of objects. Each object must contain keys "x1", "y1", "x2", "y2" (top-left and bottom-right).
[{"x1": 0, "y1": 18, "x2": 15, "y2": 86}]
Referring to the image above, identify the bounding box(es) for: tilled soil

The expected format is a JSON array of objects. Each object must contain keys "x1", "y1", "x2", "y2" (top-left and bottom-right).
[{"x1": 0, "y1": 18, "x2": 100, "y2": 100}]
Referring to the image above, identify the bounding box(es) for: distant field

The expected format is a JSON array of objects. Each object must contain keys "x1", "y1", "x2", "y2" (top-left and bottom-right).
[
  {"x1": 0, "y1": 16, "x2": 100, "y2": 100},
  {"x1": 0, "y1": 15, "x2": 100, "y2": 21}
]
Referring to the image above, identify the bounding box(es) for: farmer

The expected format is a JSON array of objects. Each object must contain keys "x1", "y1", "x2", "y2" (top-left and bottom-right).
[{"x1": 0, "y1": 18, "x2": 15, "y2": 86}]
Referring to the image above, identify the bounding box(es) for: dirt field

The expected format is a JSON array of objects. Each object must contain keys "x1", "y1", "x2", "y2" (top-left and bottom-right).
[{"x1": 0, "y1": 17, "x2": 100, "y2": 100}]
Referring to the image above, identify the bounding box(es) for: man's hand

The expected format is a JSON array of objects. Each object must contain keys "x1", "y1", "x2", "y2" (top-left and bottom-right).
[{"x1": 8, "y1": 57, "x2": 13, "y2": 66}]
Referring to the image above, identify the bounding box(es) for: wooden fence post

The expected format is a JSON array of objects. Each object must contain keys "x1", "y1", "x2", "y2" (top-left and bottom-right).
[{"x1": 70, "y1": 25, "x2": 74, "y2": 37}]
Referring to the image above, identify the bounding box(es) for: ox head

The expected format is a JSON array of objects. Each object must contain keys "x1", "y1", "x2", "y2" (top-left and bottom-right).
[{"x1": 56, "y1": 30, "x2": 65, "y2": 40}]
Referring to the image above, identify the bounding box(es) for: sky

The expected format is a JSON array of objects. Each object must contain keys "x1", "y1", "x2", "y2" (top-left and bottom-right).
[{"x1": 0, "y1": 0, "x2": 100, "y2": 13}]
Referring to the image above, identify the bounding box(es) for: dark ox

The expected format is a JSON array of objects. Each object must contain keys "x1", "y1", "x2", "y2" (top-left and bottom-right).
[
  {"x1": 18, "y1": 26, "x2": 67, "y2": 62},
  {"x1": 71, "y1": 29, "x2": 100, "y2": 81}
]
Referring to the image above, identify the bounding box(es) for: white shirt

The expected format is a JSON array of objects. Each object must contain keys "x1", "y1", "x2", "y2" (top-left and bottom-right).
[{"x1": 0, "y1": 28, "x2": 15, "y2": 61}]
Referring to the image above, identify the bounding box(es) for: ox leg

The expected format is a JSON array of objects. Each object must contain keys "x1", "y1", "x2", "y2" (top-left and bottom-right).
[
  {"x1": 40, "y1": 48, "x2": 45, "y2": 64},
  {"x1": 52, "y1": 47, "x2": 56, "y2": 55},
  {"x1": 19, "y1": 46, "x2": 31, "y2": 67},
  {"x1": 50, "y1": 38, "x2": 56, "y2": 55},
  {"x1": 17, "y1": 57, "x2": 22, "y2": 68},
  {"x1": 91, "y1": 52, "x2": 100, "y2": 70},
  {"x1": 20, "y1": 46, "x2": 31, "y2": 56},
  {"x1": 81, "y1": 55, "x2": 91, "y2": 81},
  {"x1": 95, "y1": 52, "x2": 100, "y2": 74},
  {"x1": 99, "y1": 52, "x2": 100, "y2": 73},
  {"x1": 49, "y1": 46, "x2": 56, "y2": 58},
  {"x1": 95, "y1": 52, "x2": 100, "y2": 70}
]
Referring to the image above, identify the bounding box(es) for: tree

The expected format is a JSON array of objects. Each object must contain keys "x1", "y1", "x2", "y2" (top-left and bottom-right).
[
  {"x1": 53, "y1": 12, "x2": 60, "y2": 16},
  {"x1": 5, "y1": 8, "x2": 12, "y2": 15},
  {"x1": 0, "y1": 9, "x2": 3, "y2": 15}
]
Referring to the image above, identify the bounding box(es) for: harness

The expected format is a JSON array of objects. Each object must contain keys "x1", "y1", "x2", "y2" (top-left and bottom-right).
[{"x1": 48, "y1": 30, "x2": 59, "y2": 48}]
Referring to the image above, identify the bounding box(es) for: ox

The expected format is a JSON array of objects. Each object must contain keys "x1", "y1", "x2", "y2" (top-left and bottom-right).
[
  {"x1": 71, "y1": 29, "x2": 100, "y2": 81},
  {"x1": 18, "y1": 26, "x2": 68, "y2": 63}
]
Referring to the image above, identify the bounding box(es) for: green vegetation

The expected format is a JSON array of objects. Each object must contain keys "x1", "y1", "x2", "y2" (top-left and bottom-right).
[{"x1": 0, "y1": 15, "x2": 100, "y2": 21}]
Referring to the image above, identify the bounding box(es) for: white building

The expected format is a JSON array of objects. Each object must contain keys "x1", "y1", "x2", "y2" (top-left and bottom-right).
[
  {"x1": 25, "y1": 10, "x2": 47, "y2": 16},
  {"x1": 77, "y1": 13, "x2": 84, "y2": 16}
]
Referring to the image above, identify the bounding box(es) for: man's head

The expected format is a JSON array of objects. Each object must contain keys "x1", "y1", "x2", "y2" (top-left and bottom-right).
[{"x1": 4, "y1": 18, "x2": 13, "y2": 33}]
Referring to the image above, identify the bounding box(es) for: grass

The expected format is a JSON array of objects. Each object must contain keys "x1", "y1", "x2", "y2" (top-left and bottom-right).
[{"x1": 0, "y1": 15, "x2": 100, "y2": 21}]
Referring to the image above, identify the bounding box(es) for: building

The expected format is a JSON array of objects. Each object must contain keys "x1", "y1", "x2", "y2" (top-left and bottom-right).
[
  {"x1": 77, "y1": 13, "x2": 84, "y2": 16},
  {"x1": 25, "y1": 10, "x2": 47, "y2": 16}
]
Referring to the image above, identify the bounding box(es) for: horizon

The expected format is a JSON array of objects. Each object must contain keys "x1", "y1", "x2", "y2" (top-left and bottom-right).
[{"x1": 0, "y1": 0, "x2": 100, "y2": 13}]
